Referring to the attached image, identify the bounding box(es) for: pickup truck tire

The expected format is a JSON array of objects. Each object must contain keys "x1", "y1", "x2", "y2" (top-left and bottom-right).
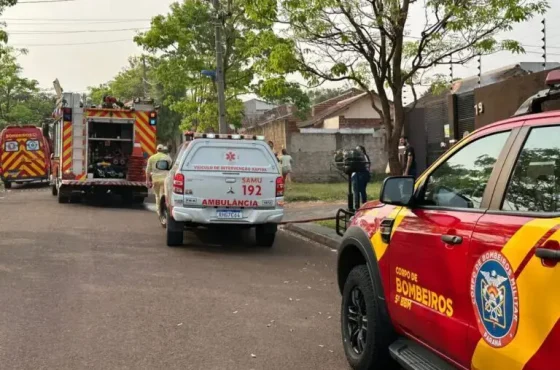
[
  {"x1": 255, "y1": 224, "x2": 277, "y2": 247},
  {"x1": 341, "y1": 265, "x2": 396, "y2": 370},
  {"x1": 166, "y1": 211, "x2": 184, "y2": 247}
]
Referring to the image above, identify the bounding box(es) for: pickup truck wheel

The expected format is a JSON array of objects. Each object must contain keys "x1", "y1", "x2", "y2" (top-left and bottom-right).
[
  {"x1": 341, "y1": 265, "x2": 395, "y2": 370},
  {"x1": 166, "y1": 211, "x2": 184, "y2": 247},
  {"x1": 255, "y1": 224, "x2": 277, "y2": 247}
]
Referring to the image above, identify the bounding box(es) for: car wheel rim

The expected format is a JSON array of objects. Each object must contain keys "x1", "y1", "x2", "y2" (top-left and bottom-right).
[
  {"x1": 161, "y1": 208, "x2": 167, "y2": 226},
  {"x1": 347, "y1": 286, "x2": 368, "y2": 355}
]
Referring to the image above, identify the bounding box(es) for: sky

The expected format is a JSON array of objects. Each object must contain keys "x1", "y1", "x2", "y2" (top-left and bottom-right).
[{"x1": 2, "y1": 0, "x2": 560, "y2": 100}]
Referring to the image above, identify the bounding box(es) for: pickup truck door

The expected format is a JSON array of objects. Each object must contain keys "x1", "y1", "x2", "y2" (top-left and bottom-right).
[
  {"x1": 387, "y1": 129, "x2": 514, "y2": 368},
  {"x1": 469, "y1": 123, "x2": 560, "y2": 370}
]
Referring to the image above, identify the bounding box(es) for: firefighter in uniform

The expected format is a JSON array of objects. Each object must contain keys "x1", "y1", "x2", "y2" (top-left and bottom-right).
[{"x1": 146, "y1": 144, "x2": 172, "y2": 216}]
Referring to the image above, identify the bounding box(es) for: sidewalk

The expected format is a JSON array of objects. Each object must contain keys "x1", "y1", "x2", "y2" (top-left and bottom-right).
[{"x1": 282, "y1": 201, "x2": 346, "y2": 223}]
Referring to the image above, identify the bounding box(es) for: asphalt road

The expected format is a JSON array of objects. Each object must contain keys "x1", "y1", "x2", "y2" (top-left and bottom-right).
[{"x1": 0, "y1": 184, "x2": 348, "y2": 370}]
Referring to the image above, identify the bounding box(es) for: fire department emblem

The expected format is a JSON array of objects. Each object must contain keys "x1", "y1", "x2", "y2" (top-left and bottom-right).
[
  {"x1": 5, "y1": 141, "x2": 18, "y2": 152},
  {"x1": 26, "y1": 140, "x2": 39, "y2": 151},
  {"x1": 225, "y1": 151, "x2": 237, "y2": 162},
  {"x1": 471, "y1": 250, "x2": 519, "y2": 348}
]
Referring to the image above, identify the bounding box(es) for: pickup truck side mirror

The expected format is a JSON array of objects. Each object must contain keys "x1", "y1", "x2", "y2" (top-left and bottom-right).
[
  {"x1": 380, "y1": 176, "x2": 415, "y2": 207},
  {"x1": 155, "y1": 160, "x2": 171, "y2": 171}
]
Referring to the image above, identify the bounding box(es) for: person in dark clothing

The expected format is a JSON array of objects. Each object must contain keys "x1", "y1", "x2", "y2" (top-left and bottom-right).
[
  {"x1": 399, "y1": 136, "x2": 417, "y2": 179},
  {"x1": 353, "y1": 145, "x2": 371, "y2": 209}
]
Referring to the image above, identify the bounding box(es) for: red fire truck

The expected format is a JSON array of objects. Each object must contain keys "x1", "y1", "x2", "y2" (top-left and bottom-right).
[{"x1": 50, "y1": 91, "x2": 158, "y2": 204}]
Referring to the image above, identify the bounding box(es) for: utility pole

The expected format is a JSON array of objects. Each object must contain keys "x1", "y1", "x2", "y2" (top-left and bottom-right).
[
  {"x1": 141, "y1": 55, "x2": 148, "y2": 98},
  {"x1": 212, "y1": 0, "x2": 228, "y2": 134}
]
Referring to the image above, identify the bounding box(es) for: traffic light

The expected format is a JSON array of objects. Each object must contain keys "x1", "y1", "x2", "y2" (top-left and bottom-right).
[{"x1": 149, "y1": 111, "x2": 157, "y2": 126}]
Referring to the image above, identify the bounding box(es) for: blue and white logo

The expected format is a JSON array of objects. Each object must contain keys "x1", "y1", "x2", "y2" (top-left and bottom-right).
[
  {"x1": 470, "y1": 250, "x2": 519, "y2": 348},
  {"x1": 26, "y1": 140, "x2": 39, "y2": 151}
]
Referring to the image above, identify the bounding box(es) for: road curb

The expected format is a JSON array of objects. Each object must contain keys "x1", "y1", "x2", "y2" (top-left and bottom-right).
[{"x1": 284, "y1": 223, "x2": 341, "y2": 250}]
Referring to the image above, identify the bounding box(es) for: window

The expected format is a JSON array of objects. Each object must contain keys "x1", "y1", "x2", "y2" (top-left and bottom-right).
[
  {"x1": 421, "y1": 131, "x2": 511, "y2": 209},
  {"x1": 502, "y1": 125, "x2": 560, "y2": 213}
]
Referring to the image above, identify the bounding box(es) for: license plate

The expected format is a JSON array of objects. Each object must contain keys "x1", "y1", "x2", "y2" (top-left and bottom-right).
[{"x1": 216, "y1": 210, "x2": 243, "y2": 219}]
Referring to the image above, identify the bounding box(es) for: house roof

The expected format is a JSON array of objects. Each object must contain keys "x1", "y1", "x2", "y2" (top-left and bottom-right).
[
  {"x1": 452, "y1": 62, "x2": 560, "y2": 94},
  {"x1": 299, "y1": 92, "x2": 370, "y2": 128}
]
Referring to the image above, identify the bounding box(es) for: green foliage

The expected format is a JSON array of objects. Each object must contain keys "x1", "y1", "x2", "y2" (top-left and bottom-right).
[
  {"x1": 246, "y1": 0, "x2": 548, "y2": 174},
  {"x1": 0, "y1": 47, "x2": 54, "y2": 129},
  {"x1": 87, "y1": 56, "x2": 182, "y2": 146},
  {"x1": 134, "y1": 0, "x2": 310, "y2": 132},
  {"x1": 307, "y1": 87, "x2": 351, "y2": 104}
]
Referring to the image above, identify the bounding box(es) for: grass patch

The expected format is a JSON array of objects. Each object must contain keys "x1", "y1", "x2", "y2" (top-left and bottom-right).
[
  {"x1": 315, "y1": 219, "x2": 337, "y2": 230},
  {"x1": 285, "y1": 181, "x2": 382, "y2": 202}
]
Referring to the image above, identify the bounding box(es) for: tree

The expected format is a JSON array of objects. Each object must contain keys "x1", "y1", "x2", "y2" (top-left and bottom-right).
[
  {"x1": 134, "y1": 0, "x2": 310, "y2": 132},
  {"x1": 87, "y1": 56, "x2": 183, "y2": 147},
  {"x1": 0, "y1": 47, "x2": 49, "y2": 129},
  {"x1": 246, "y1": 0, "x2": 548, "y2": 174},
  {"x1": 307, "y1": 86, "x2": 351, "y2": 104}
]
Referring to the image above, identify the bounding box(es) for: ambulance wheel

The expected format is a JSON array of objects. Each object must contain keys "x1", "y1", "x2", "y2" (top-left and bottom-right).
[
  {"x1": 255, "y1": 224, "x2": 277, "y2": 247},
  {"x1": 341, "y1": 265, "x2": 396, "y2": 370},
  {"x1": 166, "y1": 211, "x2": 184, "y2": 247},
  {"x1": 4, "y1": 181, "x2": 11, "y2": 189}
]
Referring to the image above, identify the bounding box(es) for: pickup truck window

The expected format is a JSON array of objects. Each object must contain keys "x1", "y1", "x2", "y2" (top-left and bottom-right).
[
  {"x1": 421, "y1": 131, "x2": 510, "y2": 209},
  {"x1": 502, "y1": 125, "x2": 560, "y2": 213}
]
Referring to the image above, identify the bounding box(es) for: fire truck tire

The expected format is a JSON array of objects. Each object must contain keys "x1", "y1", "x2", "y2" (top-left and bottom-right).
[
  {"x1": 57, "y1": 191, "x2": 69, "y2": 204},
  {"x1": 4, "y1": 181, "x2": 11, "y2": 189},
  {"x1": 166, "y1": 212, "x2": 184, "y2": 247},
  {"x1": 341, "y1": 265, "x2": 397, "y2": 370},
  {"x1": 51, "y1": 183, "x2": 58, "y2": 196},
  {"x1": 255, "y1": 224, "x2": 277, "y2": 247}
]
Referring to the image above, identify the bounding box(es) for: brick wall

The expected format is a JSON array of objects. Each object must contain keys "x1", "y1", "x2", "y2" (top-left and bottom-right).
[{"x1": 340, "y1": 117, "x2": 382, "y2": 129}]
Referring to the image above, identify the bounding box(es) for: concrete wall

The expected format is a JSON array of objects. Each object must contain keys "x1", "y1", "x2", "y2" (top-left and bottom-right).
[
  {"x1": 344, "y1": 96, "x2": 382, "y2": 119},
  {"x1": 288, "y1": 130, "x2": 386, "y2": 183}
]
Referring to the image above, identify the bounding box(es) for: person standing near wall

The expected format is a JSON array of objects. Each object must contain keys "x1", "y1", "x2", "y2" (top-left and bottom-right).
[
  {"x1": 353, "y1": 145, "x2": 371, "y2": 209},
  {"x1": 399, "y1": 136, "x2": 417, "y2": 179},
  {"x1": 268, "y1": 140, "x2": 280, "y2": 162},
  {"x1": 279, "y1": 148, "x2": 294, "y2": 183}
]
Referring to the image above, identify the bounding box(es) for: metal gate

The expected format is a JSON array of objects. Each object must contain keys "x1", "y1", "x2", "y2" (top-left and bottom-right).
[
  {"x1": 456, "y1": 92, "x2": 475, "y2": 138},
  {"x1": 425, "y1": 97, "x2": 448, "y2": 166}
]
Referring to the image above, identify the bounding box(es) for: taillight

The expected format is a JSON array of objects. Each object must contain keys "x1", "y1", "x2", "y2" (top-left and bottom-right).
[
  {"x1": 173, "y1": 173, "x2": 185, "y2": 194},
  {"x1": 276, "y1": 176, "x2": 284, "y2": 197}
]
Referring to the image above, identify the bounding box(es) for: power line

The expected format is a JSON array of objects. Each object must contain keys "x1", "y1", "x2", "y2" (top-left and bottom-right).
[
  {"x1": 7, "y1": 27, "x2": 149, "y2": 34},
  {"x1": 0, "y1": 17, "x2": 150, "y2": 21},
  {"x1": 17, "y1": 0, "x2": 76, "y2": 3},
  {"x1": 12, "y1": 38, "x2": 134, "y2": 46}
]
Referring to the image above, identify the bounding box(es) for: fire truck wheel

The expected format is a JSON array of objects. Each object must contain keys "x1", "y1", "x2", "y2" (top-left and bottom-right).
[
  {"x1": 51, "y1": 183, "x2": 58, "y2": 196},
  {"x1": 341, "y1": 265, "x2": 397, "y2": 370},
  {"x1": 166, "y1": 212, "x2": 184, "y2": 247},
  {"x1": 4, "y1": 181, "x2": 11, "y2": 189},
  {"x1": 57, "y1": 191, "x2": 69, "y2": 204}
]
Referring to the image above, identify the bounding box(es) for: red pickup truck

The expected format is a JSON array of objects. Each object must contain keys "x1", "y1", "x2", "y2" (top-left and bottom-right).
[{"x1": 336, "y1": 70, "x2": 560, "y2": 370}]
